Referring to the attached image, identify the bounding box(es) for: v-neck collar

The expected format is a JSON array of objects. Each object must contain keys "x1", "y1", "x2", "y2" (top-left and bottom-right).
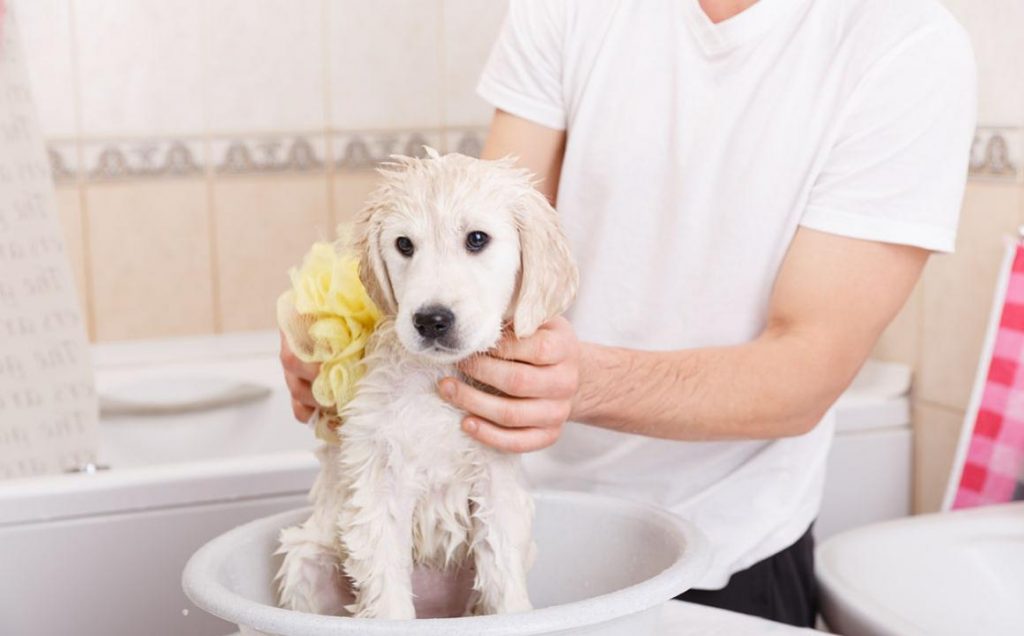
[{"x1": 681, "y1": 0, "x2": 810, "y2": 57}]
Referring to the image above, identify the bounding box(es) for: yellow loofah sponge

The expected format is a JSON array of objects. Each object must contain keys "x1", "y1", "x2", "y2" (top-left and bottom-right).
[{"x1": 277, "y1": 241, "x2": 382, "y2": 444}]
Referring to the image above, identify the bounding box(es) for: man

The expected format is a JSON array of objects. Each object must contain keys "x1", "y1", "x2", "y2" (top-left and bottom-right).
[{"x1": 282, "y1": 0, "x2": 975, "y2": 626}]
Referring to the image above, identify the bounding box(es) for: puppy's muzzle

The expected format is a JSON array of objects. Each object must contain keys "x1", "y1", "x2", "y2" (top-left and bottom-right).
[{"x1": 413, "y1": 305, "x2": 455, "y2": 342}]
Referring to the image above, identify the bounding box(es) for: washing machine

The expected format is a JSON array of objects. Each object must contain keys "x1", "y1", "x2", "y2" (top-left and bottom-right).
[{"x1": 817, "y1": 360, "x2": 914, "y2": 540}]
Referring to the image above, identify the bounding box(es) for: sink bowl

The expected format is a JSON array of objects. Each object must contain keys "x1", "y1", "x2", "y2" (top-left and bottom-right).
[
  {"x1": 182, "y1": 491, "x2": 709, "y2": 635},
  {"x1": 817, "y1": 502, "x2": 1024, "y2": 636}
]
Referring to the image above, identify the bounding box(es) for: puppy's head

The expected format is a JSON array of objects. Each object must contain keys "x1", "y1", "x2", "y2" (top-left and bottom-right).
[{"x1": 353, "y1": 149, "x2": 577, "y2": 364}]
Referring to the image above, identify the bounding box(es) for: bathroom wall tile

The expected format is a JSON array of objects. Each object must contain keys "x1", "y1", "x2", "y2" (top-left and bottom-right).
[
  {"x1": 12, "y1": 0, "x2": 78, "y2": 138},
  {"x1": 940, "y1": 1, "x2": 1024, "y2": 127},
  {"x1": 871, "y1": 281, "x2": 922, "y2": 368},
  {"x1": 919, "y1": 182, "x2": 1024, "y2": 411},
  {"x1": 74, "y1": 0, "x2": 204, "y2": 137},
  {"x1": 213, "y1": 175, "x2": 332, "y2": 331},
  {"x1": 327, "y1": 0, "x2": 442, "y2": 130},
  {"x1": 913, "y1": 402, "x2": 966, "y2": 513},
  {"x1": 85, "y1": 179, "x2": 215, "y2": 340},
  {"x1": 204, "y1": 0, "x2": 326, "y2": 134},
  {"x1": 54, "y1": 185, "x2": 90, "y2": 332},
  {"x1": 441, "y1": 0, "x2": 507, "y2": 128},
  {"x1": 332, "y1": 172, "x2": 381, "y2": 228}
]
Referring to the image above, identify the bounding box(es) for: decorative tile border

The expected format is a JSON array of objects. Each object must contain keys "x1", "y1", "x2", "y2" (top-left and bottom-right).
[
  {"x1": 210, "y1": 135, "x2": 327, "y2": 175},
  {"x1": 46, "y1": 130, "x2": 483, "y2": 182},
  {"x1": 446, "y1": 128, "x2": 486, "y2": 158},
  {"x1": 970, "y1": 127, "x2": 1022, "y2": 182},
  {"x1": 80, "y1": 138, "x2": 205, "y2": 181},
  {"x1": 49, "y1": 126, "x2": 1015, "y2": 183},
  {"x1": 330, "y1": 130, "x2": 445, "y2": 169},
  {"x1": 47, "y1": 142, "x2": 77, "y2": 184}
]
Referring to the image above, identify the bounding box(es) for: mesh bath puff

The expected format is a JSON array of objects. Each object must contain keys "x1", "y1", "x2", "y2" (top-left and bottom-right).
[{"x1": 277, "y1": 241, "x2": 382, "y2": 444}]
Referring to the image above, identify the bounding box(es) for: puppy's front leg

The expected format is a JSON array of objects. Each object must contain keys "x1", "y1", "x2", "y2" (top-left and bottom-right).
[
  {"x1": 277, "y1": 445, "x2": 352, "y2": 615},
  {"x1": 467, "y1": 457, "x2": 535, "y2": 615},
  {"x1": 276, "y1": 523, "x2": 351, "y2": 615},
  {"x1": 337, "y1": 442, "x2": 417, "y2": 619}
]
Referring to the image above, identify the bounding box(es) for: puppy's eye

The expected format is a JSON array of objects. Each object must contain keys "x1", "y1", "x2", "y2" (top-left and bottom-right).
[
  {"x1": 465, "y1": 231, "x2": 490, "y2": 253},
  {"x1": 395, "y1": 236, "x2": 414, "y2": 257}
]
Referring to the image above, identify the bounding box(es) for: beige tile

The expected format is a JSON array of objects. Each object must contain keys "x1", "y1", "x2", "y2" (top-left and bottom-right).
[
  {"x1": 871, "y1": 280, "x2": 922, "y2": 368},
  {"x1": 85, "y1": 179, "x2": 214, "y2": 340},
  {"x1": 919, "y1": 182, "x2": 1024, "y2": 410},
  {"x1": 332, "y1": 172, "x2": 381, "y2": 228},
  {"x1": 442, "y1": 0, "x2": 508, "y2": 127},
  {"x1": 54, "y1": 186, "x2": 90, "y2": 332},
  {"x1": 213, "y1": 175, "x2": 331, "y2": 332},
  {"x1": 204, "y1": 0, "x2": 325, "y2": 133},
  {"x1": 327, "y1": 0, "x2": 442, "y2": 130},
  {"x1": 74, "y1": 0, "x2": 204, "y2": 136},
  {"x1": 913, "y1": 402, "x2": 967, "y2": 513},
  {"x1": 939, "y1": 0, "x2": 1024, "y2": 126}
]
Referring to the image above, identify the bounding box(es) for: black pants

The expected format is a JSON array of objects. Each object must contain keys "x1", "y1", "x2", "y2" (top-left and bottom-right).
[{"x1": 675, "y1": 524, "x2": 818, "y2": 628}]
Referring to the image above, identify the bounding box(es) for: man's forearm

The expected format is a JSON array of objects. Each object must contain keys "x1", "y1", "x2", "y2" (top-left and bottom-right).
[
  {"x1": 571, "y1": 229, "x2": 930, "y2": 442},
  {"x1": 572, "y1": 327, "x2": 866, "y2": 441}
]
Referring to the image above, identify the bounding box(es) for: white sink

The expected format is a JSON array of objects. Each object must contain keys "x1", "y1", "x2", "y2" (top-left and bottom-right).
[{"x1": 816, "y1": 502, "x2": 1024, "y2": 636}]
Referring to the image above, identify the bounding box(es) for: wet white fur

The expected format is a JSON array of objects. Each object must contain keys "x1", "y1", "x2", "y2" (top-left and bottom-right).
[{"x1": 276, "y1": 150, "x2": 578, "y2": 619}]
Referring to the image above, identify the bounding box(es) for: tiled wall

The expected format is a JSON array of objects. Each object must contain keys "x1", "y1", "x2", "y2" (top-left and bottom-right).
[
  {"x1": 873, "y1": 1, "x2": 1024, "y2": 513},
  {"x1": 13, "y1": 2, "x2": 1024, "y2": 511},
  {"x1": 14, "y1": 0, "x2": 507, "y2": 340}
]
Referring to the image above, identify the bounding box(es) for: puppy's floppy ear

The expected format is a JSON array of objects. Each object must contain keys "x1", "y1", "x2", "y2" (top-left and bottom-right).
[
  {"x1": 353, "y1": 197, "x2": 397, "y2": 315},
  {"x1": 512, "y1": 186, "x2": 579, "y2": 338}
]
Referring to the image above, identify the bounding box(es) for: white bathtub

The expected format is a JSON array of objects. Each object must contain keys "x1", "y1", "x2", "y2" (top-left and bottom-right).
[
  {"x1": 0, "y1": 330, "x2": 317, "y2": 636},
  {"x1": 0, "y1": 330, "x2": 912, "y2": 636}
]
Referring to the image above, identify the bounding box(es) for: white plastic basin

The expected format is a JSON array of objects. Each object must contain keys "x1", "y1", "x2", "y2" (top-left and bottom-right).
[
  {"x1": 183, "y1": 491, "x2": 709, "y2": 635},
  {"x1": 817, "y1": 502, "x2": 1024, "y2": 636}
]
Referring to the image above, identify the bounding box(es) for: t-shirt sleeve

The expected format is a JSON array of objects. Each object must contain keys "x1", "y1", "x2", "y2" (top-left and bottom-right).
[
  {"x1": 476, "y1": 0, "x2": 567, "y2": 131},
  {"x1": 799, "y1": 22, "x2": 977, "y2": 253}
]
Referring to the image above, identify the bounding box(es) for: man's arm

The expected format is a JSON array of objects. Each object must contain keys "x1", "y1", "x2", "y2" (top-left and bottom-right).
[
  {"x1": 573, "y1": 228, "x2": 928, "y2": 439},
  {"x1": 480, "y1": 108, "x2": 566, "y2": 202}
]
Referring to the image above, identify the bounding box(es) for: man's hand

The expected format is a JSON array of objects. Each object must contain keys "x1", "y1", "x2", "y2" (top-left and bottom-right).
[
  {"x1": 436, "y1": 110, "x2": 574, "y2": 453},
  {"x1": 279, "y1": 330, "x2": 322, "y2": 422},
  {"x1": 439, "y1": 317, "x2": 580, "y2": 453}
]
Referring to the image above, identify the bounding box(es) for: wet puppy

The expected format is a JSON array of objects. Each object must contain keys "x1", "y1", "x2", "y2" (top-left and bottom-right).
[{"x1": 277, "y1": 149, "x2": 578, "y2": 619}]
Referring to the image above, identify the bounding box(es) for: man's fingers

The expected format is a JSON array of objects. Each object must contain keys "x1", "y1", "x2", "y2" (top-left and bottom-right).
[
  {"x1": 439, "y1": 379, "x2": 569, "y2": 429},
  {"x1": 459, "y1": 355, "x2": 575, "y2": 399},
  {"x1": 279, "y1": 331, "x2": 321, "y2": 381},
  {"x1": 291, "y1": 398, "x2": 315, "y2": 423},
  {"x1": 491, "y1": 320, "x2": 568, "y2": 365},
  {"x1": 284, "y1": 371, "x2": 317, "y2": 408},
  {"x1": 461, "y1": 416, "x2": 560, "y2": 453},
  {"x1": 284, "y1": 353, "x2": 321, "y2": 382}
]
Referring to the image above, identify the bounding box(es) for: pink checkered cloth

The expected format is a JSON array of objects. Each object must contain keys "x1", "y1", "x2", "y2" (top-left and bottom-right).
[{"x1": 952, "y1": 243, "x2": 1024, "y2": 509}]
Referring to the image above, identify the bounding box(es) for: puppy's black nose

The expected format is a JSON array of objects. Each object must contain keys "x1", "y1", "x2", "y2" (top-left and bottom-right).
[{"x1": 413, "y1": 306, "x2": 455, "y2": 340}]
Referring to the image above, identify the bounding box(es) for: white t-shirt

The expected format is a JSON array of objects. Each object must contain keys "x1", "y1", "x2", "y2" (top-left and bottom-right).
[{"x1": 478, "y1": 0, "x2": 975, "y2": 588}]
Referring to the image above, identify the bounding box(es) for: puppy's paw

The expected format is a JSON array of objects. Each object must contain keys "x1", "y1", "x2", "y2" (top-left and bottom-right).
[
  {"x1": 465, "y1": 590, "x2": 532, "y2": 616},
  {"x1": 502, "y1": 597, "x2": 533, "y2": 614},
  {"x1": 350, "y1": 596, "x2": 416, "y2": 620}
]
